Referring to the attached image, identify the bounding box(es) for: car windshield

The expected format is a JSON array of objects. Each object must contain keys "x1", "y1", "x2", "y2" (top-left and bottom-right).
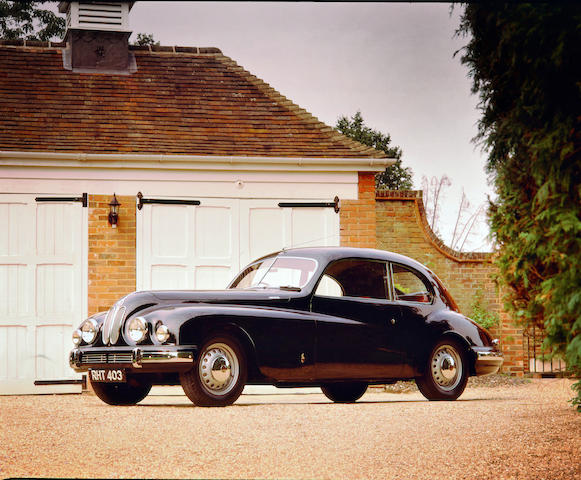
[{"x1": 229, "y1": 256, "x2": 318, "y2": 290}]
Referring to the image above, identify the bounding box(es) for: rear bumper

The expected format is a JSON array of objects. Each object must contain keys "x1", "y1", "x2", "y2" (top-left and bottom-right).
[
  {"x1": 69, "y1": 346, "x2": 196, "y2": 373},
  {"x1": 474, "y1": 349, "x2": 504, "y2": 375}
]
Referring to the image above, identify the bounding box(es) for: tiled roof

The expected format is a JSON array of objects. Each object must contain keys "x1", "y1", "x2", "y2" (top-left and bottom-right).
[{"x1": 0, "y1": 41, "x2": 386, "y2": 158}]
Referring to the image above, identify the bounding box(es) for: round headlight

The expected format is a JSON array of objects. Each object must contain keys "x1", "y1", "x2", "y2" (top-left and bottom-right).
[
  {"x1": 80, "y1": 319, "x2": 98, "y2": 344},
  {"x1": 128, "y1": 316, "x2": 148, "y2": 343},
  {"x1": 72, "y1": 329, "x2": 82, "y2": 347},
  {"x1": 155, "y1": 323, "x2": 170, "y2": 343}
]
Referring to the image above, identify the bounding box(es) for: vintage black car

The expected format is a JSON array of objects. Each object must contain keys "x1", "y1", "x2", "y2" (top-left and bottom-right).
[{"x1": 70, "y1": 247, "x2": 503, "y2": 406}]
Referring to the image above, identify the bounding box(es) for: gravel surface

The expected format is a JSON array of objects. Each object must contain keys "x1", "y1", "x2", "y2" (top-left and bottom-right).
[
  {"x1": 1, "y1": 378, "x2": 579, "y2": 480},
  {"x1": 378, "y1": 373, "x2": 532, "y2": 394}
]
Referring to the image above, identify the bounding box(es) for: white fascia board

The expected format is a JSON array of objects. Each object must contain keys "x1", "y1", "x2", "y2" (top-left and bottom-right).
[{"x1": 0, "y1": 151, "x2": 394, "y2": 172}]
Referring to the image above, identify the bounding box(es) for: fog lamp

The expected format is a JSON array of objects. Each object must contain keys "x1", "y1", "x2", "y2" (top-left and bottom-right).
[
  {"x1": 155, "y1": 323, "x2": 170, "y2": 343},
  {"x1": 128, "y1": 316, "x2": 148, "y2": 343},
  {"x1": 72, "y1": 329, "x2": 82, "y2": 346}
]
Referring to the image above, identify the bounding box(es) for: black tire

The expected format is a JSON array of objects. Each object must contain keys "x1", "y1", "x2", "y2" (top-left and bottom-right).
[
  {"x1": 180, "y1": 334, "x2": 247, "y2": 407},
  {"x1": 321, "y1": 382, "x2": 368, "y2": 403},
  {"x1": 416, "y1": 338, "x2": 468, "y2": 401},
  {"x1": 90, "y1": 375, "x2": 152, "y2": 406}
]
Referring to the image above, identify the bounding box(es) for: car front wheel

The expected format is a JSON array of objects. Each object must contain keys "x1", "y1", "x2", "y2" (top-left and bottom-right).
[
  {"x1": 180, "y1": 335, "x2": 247, "y2": 407},
  {"x1": 416, "y1": 339, "x2": 468, "y2": 401},
  {"x1": 90, "y1": 375, "x2": 152, "y2": 405},
  {"x1": 321, "y1": 382, "x2": 368, "y2": 403}
]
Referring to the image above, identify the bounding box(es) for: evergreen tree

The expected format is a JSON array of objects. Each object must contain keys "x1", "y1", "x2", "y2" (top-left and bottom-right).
[
  {"x1": 336, "y1": 111, "x2": 413, "y2": 190},
  {"x1": 457, "y1": 4, "x2": 581, "y2": 409}
]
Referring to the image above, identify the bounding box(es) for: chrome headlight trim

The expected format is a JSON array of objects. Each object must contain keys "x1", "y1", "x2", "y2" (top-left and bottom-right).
[
  {"x1": 128, "y1": 316, "x2": 148, "y2": 344},
  {"x1": 80, "y1": 318, "x2": 99, "y2": 344}
]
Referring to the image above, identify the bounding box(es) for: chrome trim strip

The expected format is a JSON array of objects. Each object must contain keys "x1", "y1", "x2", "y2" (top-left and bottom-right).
[
  {"x1": 132, "y1": 348, "x2": 194, "y2": 367},
  {"x1": 102, "y1": 307, "x2": 115, "y2": 344},
  {"x1": 477, "y1": 351, "x2": 504, "y2": 359},
  {"x1": 109, "y1": 305, "x2": 126, "y2": 345},
  {"x1": 69, "y1": 347, "x2": 195, "y2": 372}
]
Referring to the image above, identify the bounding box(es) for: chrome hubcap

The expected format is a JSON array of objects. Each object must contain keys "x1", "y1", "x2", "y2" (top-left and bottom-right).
[
  {"x1": 210, "y1": 356, "x2": 231, "y2": 383},
  {"x1": 199, "y1": 343, "x2": 239, "y2": 395},
  {"x1": 439, "y1": 354, "x2": 456, "y2": 380},
  {"x1": 431, "y1": 345, "x2": 462, "y2": 391}
]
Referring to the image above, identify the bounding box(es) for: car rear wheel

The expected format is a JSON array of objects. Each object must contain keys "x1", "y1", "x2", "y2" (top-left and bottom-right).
[
  {"x1": 90, "y1": 375, "x2": 152, "y2": 406},
  {"x1": 321, "y1": 382, "x2": 368, "y2": 403},
  {"x1": 180, "y1": 334, "x2": 247, "y2": 407},
  {"x1": 416, "y1": 339, "x2": 468, "y2": 401}
]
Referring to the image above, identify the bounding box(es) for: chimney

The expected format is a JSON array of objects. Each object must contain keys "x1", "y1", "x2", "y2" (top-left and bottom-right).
[{"x1": 58, "y1": 1, "x2": 136, "y2": 73}]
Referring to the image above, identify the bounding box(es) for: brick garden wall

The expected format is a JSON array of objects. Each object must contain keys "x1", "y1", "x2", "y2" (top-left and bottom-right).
[
  {"x1": 374, "y1": 190, "x2": 524, "y2": 375},
  {"x1": 88, "y1": 195, "x2": 137, "y2": 316}
]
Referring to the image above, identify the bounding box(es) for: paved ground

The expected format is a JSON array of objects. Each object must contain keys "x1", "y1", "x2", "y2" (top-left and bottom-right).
[{"x1": 1, "y1": 379, "x2": 580, "y2": 480}]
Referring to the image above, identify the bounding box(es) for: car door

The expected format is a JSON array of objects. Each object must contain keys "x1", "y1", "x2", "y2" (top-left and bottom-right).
[
  {"x1": 390, "y1": 262, "x2": 439, "y2": 374},
  {"x1": 311, "y1": 258, "x2": 406, "y2": 381}
]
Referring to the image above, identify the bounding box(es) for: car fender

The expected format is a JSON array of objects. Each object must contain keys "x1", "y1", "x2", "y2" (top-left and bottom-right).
[
  {"x1": 138, "y1": 303, "x2": 320, "y2": 381},
  {"x1": 418, "y1": 309, "x2": 491, "y2": 373}
]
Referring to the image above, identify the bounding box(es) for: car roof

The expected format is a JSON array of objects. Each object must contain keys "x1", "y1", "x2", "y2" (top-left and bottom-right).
[{"x1": 254, "y1": 246, "x2": 430, "y2": 274}]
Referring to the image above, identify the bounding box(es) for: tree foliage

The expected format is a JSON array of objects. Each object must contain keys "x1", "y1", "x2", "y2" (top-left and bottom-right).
[
  {"x1": 0, "y1": 1, "x2": 64, "y2": 41},
  {"x1": 336, "y1": 111, "x2": 413, "y2": 190},
  {"x1": 133, "y1": 33, "x2": 160, "y2": 47},
  {"x1": 457, "y1": 4, "x2": 581, "y2": 408}
]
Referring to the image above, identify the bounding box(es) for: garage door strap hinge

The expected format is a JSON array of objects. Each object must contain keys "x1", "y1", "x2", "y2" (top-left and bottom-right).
[
  {"x1": 34, "y1": 378, "x2": 86, "y2": 387},
  {"x1": 278, "y1": 196, "x2": 340, "y2": 213},
  {"x1": 136, "y1": 191, "x2": 201, "y2": 211},
  {"x1": 35, "y1": 192, "x2": 88, "y2": 207}
]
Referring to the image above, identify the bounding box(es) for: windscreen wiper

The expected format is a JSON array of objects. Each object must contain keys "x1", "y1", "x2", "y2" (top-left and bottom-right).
[{"x1": 277, "y1": 285, "x2": 302, "y2": 292}]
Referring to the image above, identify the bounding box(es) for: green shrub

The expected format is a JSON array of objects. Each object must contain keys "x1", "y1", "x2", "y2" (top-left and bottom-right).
[{"x1": 470, "y1": 288, "x2": 500, "y2": 331}]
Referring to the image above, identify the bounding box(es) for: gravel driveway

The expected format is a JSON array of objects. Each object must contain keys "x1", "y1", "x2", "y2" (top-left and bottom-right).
[{"x1": 1, "y1": 379, "x2": 579, "y2": 479}]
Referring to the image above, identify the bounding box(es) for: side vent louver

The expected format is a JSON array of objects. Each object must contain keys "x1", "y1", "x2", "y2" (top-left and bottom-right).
[
  {"x1": 61, "y1": 2, "x2": 131, "y2": 33},
  {"x1": 78, "y1": 3, "x2": 124, "y2": 29}
]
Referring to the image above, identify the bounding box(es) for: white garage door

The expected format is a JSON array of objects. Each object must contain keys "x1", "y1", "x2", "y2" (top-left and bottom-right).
[
  {"x1": 0, "y1": 194, "x2": 86, "y2": 394},
  {"x1": 137, "y1": 198, "x2": 339, "y2": 290}
]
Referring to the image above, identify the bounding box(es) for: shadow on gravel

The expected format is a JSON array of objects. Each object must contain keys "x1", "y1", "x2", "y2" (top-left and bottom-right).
[{"x1": 135, "y1": 396, "x2": 513, "y2": 407}]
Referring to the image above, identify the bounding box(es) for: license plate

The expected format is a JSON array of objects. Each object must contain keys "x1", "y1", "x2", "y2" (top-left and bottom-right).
[{"x1": 89, "y1": 369, "x2": 126, "y2": 383}]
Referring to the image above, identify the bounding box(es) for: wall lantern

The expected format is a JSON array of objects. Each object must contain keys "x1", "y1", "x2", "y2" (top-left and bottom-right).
[{"x1": 108, "y1": 193, "x2": 121, "y2": 228}]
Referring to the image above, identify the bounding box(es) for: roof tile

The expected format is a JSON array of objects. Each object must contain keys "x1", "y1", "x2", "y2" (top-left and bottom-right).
[{"x1": 0, "y1": 44, "x2": 386, "y2": 158}]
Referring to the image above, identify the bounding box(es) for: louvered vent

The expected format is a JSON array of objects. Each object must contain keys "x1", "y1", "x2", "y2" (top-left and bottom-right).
[{"x1": 60, "y1": 1, "x2": 131, "y2": 32}]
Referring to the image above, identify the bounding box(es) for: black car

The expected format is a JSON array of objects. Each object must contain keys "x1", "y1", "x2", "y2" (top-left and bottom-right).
[{"x1": 70, "y1": 247, "x2": 503, "y2": 406}]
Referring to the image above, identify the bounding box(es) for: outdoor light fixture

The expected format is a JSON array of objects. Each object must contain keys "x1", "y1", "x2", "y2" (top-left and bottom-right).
[{"x1": 108, "y1": 193, "x2": 121, "y2": 228}]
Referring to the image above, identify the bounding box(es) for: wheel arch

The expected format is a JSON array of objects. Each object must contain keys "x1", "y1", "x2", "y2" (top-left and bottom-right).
[
  {"x1": 420, "y1": 331, "x2": 476, "y2": 376},
  {"x1": 179, "y1": 316, "x2": 262, "y2": 382}
]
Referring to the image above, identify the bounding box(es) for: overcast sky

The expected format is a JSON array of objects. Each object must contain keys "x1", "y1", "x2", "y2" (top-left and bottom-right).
[{"x1": 126, "y1": 2, "x2": 492, "y2": 251}]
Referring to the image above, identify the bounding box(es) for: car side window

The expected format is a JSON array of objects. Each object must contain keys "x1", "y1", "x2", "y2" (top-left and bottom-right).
[
  {"x1": 315, "y1": 259, "x2": 388, "y2": 300},
  {"x1": 314, "y1": 274, "x2": 344, "y2": 297},
  {"x1": 391, "y1": 264, "x2": 433, "y2": 303}
]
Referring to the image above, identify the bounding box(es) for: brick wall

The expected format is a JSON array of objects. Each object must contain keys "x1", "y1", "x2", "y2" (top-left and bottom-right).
[
  {"x1": 340, "y1": 172, "x2": 376, "y2": 248},
  {"x1": 374, "y1": 190, "x2": 524, "y2": 375},
  {"x1": 88, "y1": 195, "x2": 136, "y2": 316}
]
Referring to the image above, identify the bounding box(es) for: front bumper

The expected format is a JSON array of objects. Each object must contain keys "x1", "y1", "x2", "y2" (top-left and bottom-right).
[
  {"x1": 69, "y1": 346, "x2": 196, "y2": 373},
  {"x1": 474, "y1": 348, "x2": 504, "y2": 375}
]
